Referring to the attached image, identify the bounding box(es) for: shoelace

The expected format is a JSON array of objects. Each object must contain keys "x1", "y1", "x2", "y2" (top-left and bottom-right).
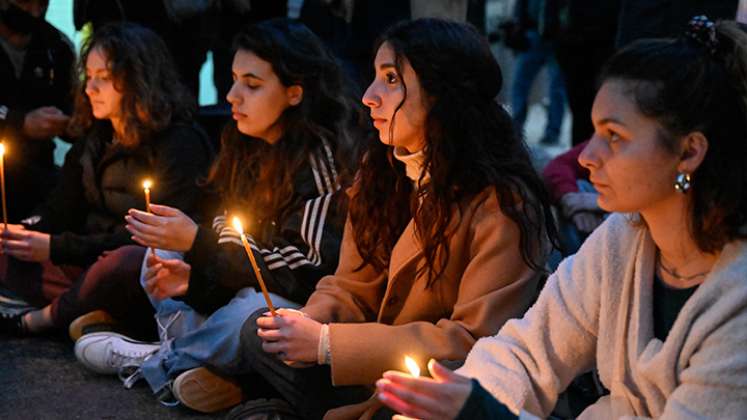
[
  {"x1": 119, "y1": 364, "x2": 144, "y2": 389},
  {"x1": 118, "y1": 311, "x2": 183, "y2": 391},
  {"x1": 106, "y1": 342, "x2": 155, "y2": 370}
]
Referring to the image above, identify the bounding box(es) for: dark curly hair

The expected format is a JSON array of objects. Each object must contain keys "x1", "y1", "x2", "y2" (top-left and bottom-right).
[
  {"x1": 204, "y1": 18, "x2": 362, "y2": 225},
  {"x1": 600, "y1": 20, "x2": 747, "y2": 252},
  {"x1": 351, "y1": 18, "x2": 558, "y2": 285},
  {"x1": 69, "y1": 22, "x2": 194, "y2": 147}
]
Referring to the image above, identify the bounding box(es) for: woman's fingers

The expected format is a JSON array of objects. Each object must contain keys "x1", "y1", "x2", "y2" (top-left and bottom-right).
[
  {"x1": 256, "y1": 315, "x2": 283, "y2": 330},
  {"x1": 127, "y1": 209, "x2": 164, "y2": 225},
  {"x1": 427, "y1": 359, "x2": 468, "y2": 384},
  {"x1": 377, "y1": 386, "x2": 433, "y2": 420},
  {"x1": 125, "y1": 215, "x2": 162, "y2": 237},
  {"x1": 3, "y1": 239, "x2": 31, "y2": 252},
  {"x1": 256, "y1": 328, "x2": 283, "y2": 341},
  {"x1": 149, "y1": 204, "x2": 181, "y2": 217},
  {"x1": 261, "y1": 340, "x2": 285, "y2": 354}
]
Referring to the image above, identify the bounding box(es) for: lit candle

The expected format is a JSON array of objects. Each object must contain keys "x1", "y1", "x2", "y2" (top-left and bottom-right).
[
  {"x1": 232, "y1": 216, "x2": 277, "y2": 316},
  {"x1": 142, "y1": 179, "x2": 152, "y2": 213},
  {"x1": 404, "y1": 355, "x2": 420, "y2": 378},
  {"x1": 0, "y1": 143, "x2": 7, "y2": 231}
]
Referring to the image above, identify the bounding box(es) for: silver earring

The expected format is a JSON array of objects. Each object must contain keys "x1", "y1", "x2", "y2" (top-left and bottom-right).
[{"x1": 674, "y1": 172, "x2": 691, "y2": 193}]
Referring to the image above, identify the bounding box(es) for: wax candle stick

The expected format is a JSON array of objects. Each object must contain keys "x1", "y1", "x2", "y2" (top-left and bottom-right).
[
  {"x1": 142, "y1": 179, "x2": 153, "y2": 254},
  {"x1": 142, "y1": 179, "x2": 152, "y2": 213},
  {"x1": 0, "y1": 143, "x2": 7, "y2": 231},
  {"x1": 232, "y1": 217, "x2": 276, "y2": 316}
]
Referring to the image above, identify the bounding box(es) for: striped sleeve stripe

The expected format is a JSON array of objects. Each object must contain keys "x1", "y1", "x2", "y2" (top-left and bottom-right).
[
  {"x1": 321, "y1": 138, "x2": 341, "y2": 190},
  {"x1": 308, "y1": 152, "x2": 326, "y2": 195}
]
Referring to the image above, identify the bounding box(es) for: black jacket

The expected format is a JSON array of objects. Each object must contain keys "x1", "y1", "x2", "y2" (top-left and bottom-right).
[
  {"x1": 0, "y1": 20, "x2": 75, "y2": 166},
  {"x1": 180, "y1": 138, "x2": 349, "y2": 314},
  {"x1": 24, "y1": 121, "x2": 215, "y2": 267}
]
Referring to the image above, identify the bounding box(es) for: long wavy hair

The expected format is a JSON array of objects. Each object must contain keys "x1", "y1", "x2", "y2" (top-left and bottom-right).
[
  {"x1": 204, "y1": 19, "x2": 362, "y2": 226},
  {"x1": 600, "y1": 20, "x2": 747, "y2": 252},
  {"x1": 69, "y1": 22, "x2": 194, "y2": 147},
  {"x1": 350, "y1": 18, "x2": 558, "y2": 285}
]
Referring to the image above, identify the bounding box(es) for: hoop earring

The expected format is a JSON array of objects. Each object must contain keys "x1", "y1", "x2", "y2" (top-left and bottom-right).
[{"x1": 674, "y1": 172, "x2": 691, "y2": 193}]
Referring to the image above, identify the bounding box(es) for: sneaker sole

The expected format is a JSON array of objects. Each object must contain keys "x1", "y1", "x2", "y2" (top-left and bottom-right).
[
  {"x1": 173, "y1": 367, "x2": 244, "y2": 413},
  {"x1": 69, "y1": 310, "x2": 116, "y2": 341}
]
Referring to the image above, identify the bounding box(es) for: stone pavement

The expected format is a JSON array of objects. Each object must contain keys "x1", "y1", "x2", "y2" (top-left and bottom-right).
[{"x1": 0, "y1": 334, "x2": 223, "y2": 420}]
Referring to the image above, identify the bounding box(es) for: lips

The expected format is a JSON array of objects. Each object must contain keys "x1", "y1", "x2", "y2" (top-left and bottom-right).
[{"x1": 232, "y1": 110, "x2": 247, "y2": 120}]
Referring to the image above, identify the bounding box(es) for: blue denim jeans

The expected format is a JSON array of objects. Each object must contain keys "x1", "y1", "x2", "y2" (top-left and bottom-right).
[
  {"x1": 138, "y1": 249, "x2": 299, "y2": 393},
  {"x1": 511, "y1": 30, "x2": 566, "y2": 143}
]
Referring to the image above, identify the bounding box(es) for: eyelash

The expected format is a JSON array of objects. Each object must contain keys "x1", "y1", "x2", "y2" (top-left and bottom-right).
[{"x1": 385, "y1": 72, "x2": 399, "y2": 84}]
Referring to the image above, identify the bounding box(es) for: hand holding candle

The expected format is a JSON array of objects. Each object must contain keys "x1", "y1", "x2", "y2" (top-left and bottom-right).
[
  {"x1": 232, "y1": 216, "x2": 276, "y2": 316},
  {"x1": 376, "y1": 359, "x2": 474, "y2": 420}
]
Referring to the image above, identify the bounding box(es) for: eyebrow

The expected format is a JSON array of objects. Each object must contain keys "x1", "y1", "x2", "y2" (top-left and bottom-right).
[
  {"x1": 237, "y1": 72, "x2": 264, "y2": 81},
  {"x1": 597, "y1": 116, "x2": 627, "y2": 126}
]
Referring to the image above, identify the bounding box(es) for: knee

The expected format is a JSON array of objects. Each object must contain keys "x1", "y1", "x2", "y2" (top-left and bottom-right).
[{"x1": 239, "y1": 308, "x2": 267, "y2": 351}]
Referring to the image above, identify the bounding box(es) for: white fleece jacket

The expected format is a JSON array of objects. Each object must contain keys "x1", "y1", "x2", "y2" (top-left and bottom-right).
[{"x1": 458, "y1": 213, "x2": 747, "y2": 419}]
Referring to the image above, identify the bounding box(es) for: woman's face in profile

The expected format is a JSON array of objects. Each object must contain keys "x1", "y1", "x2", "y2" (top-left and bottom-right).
[
  {"x1": 84, "y1": 47, "x2": 123, "y2": 123},
  {"x1": 226, "y1": 49, "x2": 301, "y2": 144},
  {"x1": 579, "y1": 80, "x2": 682, "y2": 214},
  {"x1": 362, "y1": 42, "x2": 428, "y2": 153}
]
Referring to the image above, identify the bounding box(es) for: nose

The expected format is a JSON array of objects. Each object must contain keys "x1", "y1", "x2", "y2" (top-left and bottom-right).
[
  {"x1": 85, "y1": 78, "x2": 97, "y2": 98},
  {"x1": 578, "y1": 135, "x2": 603, "y2": 170},
  {"x1": 226, "y1": 81, "x2": 241, "y2": 106},
  {"x1": 361, "y1": 81, "x2": 380, "y2": 109}
]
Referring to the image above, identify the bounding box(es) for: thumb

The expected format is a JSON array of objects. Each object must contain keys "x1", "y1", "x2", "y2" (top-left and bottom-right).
[
  {"x1": 146, "y1": 251, "x2": 161, "y2": 267},
  {"x1": 149, "y1": 204, "x2": 181, "y2": 217},
  {"x1": 162, "y1": 258, "x2": 189, "y2": 270},
  {"x1": 427, "y1": 359, "x2": 460, "y2": 383}
]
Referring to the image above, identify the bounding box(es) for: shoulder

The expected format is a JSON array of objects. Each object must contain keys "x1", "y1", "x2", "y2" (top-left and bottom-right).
[{"x1": 36, "y1": 22, "x2": 75, "y2": 55}]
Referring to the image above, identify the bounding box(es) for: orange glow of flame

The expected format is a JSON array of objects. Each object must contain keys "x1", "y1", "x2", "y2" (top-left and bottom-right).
[
  {"x1": 142, "y1": 179, "x2": 152, "y2": 190},
  {"x1": 404, "y1": 356, "x2": 420, "y2": 378},
  {"x1": 232, "y1": 216, "x2": 244, "y2": 235}
]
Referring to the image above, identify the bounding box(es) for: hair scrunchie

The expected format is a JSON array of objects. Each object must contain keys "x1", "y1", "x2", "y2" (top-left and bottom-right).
[{"x1": 686, "y1": 15, "x2": 719, "y2": 56}]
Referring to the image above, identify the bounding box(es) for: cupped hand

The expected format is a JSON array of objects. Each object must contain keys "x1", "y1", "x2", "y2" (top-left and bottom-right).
[
  {"x1": 256, "y1": 308, "x2": 321, "y2": 364},
  {"x1": 23, "y1": 106, "x2": 70, "y2": 139},
  {"x1": 125, "y1": 204, "x2": 198, "y2": 252},
  {"x1": 377, "y1": 359, "x2": 473, "y2": 420},
  {"x1": 143, "y1": 252, "x2": 190, "y2": 299},
  {"x1": 1, "y1": 228, "x2": 50, "y2": 262}
]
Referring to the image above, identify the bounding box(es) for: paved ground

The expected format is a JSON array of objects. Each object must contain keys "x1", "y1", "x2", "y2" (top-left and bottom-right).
[{"x1": 0, "y1": 333, "x2": 223, "y2": 420}]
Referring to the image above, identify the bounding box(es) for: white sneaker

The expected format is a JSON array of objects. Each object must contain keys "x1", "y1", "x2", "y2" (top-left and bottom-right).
[{"x1": 75, "y1": 332, "x2": 160, "y2": 375}]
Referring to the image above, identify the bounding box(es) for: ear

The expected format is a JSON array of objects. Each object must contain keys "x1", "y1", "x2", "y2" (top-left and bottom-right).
[
  {"x1": 286, "y1": 85, "x2": 303, "y2": 107},
  {"x1": 677, "y1": 131, "x2": 709, "y2": 174}
]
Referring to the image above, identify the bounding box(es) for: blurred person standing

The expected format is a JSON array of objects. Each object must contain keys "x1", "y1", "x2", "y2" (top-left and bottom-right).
[
  {"x1": 509, "y1": 0, "x2": 566, "y2": 146},
  {"x1": 0, "y1": 0, "x2": 74, "y2": 222}
]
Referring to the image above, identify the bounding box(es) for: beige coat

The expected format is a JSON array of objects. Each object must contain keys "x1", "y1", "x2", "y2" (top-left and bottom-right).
[
  {"x1": 459, "y1": 213, "x2": 747, "y2": 419},
  {"x1": 302, "y1": 188, "x2": 545, "y2": 419}
]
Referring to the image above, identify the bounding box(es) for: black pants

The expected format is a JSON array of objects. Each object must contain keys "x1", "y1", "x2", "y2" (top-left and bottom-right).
[{"x1": 238, "y1": 309, "x2": 371, "y2": 420}]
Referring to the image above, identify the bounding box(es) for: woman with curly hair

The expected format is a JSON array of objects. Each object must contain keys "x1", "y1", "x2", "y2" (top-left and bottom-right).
[
  {"x1": 220, "y1": 18, "x2": 557, "y2": 419},
  {"x1": 0, "y1": 22, "x2": 213, "y2": 337},
  {"x1": 73, "y1": 19, "x2": 363, "y2": 413},
  {"x1": 376, "y1": 17, "x2": 747, "y2": 420}
]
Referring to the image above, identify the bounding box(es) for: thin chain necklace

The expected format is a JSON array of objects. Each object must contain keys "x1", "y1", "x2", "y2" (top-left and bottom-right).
[{"x1": 656, "y1": 251, "x2": 710, "y2": 282}]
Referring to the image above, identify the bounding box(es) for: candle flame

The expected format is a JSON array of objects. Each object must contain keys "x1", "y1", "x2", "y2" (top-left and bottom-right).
[
  {"x1": 232, "y1": 216, "x2": 244, "y2": 235},
  {"x1": 142, "y1": 179, "x2": 152, "y2": 190},
  {"x1": 0, "y1": 143, "x2": 5, "y2": 156},
  {"x1": 404, "y1": 356, "x2": 420, "y2": 378}
]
